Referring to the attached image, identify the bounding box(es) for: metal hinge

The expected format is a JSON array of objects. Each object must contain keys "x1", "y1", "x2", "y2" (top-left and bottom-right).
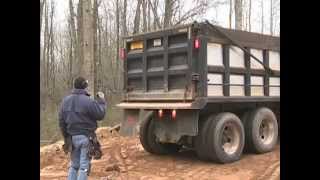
[{"x1": 191, "y1": 73, "x2": 200, "y2": 81}]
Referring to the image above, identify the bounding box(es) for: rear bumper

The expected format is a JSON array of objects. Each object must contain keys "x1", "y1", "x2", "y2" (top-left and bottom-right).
[
  {"x1": 116, "y1": 102, "x2": 194, "y2": 109},
  {"x1": 116, "y1": 97, "x2": 208, "y2": 109},
  {"x1": 123, "y1": 90, "x2": 193, "y2": 101},
  {"x1": 116, "y1": 96, "x2": 280, "y2": 110}
]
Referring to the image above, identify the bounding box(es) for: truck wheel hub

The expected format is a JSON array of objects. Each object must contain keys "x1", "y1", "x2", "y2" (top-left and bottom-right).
[
  {"x1": 221, "y1": 123, "x2": 240, "y2": 155},
  {"x1": 259, "y1": 119, "x2": 275, "y2": 145}
]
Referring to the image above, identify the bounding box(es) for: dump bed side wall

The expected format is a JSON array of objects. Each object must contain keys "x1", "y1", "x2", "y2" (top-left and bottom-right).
[
  {"x1": 200, "y1": 23, "x2": 280, "y2": 99},
  {"x1": 121, "y1": 23, "x2": 280, "y2": 103}
]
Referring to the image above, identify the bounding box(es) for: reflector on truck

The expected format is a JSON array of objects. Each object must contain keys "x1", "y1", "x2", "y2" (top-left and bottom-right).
[
  {"x1": 130, "y1": 41, "x2": 143, "y2": 50},
  {"x1": 153, "y1": 38, "x2": 162, "y2": 47}
]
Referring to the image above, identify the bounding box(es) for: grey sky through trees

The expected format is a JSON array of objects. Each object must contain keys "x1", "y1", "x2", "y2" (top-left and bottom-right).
[{"x1": 54, "y1": 0, "x2": 279, "y2": 35}]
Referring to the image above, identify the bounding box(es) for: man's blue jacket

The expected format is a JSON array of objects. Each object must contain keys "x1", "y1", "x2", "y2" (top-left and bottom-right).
[{"x1": 59, "y1": 89, "x2": 106, "y2": 137}]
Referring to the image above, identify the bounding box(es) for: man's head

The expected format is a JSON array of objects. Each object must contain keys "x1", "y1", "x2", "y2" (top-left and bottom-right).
[{"x1": 74, "y1": 76, "x2": 88, "y2": 89}]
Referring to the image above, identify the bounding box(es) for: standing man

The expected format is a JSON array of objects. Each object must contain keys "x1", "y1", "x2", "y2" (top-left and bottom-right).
[{"x1": 59, "y1": 76, "x2": 106, "y2": 180}]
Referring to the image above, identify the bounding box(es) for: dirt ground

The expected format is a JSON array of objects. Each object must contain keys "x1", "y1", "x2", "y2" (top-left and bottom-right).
[{"x1": 40, "y1": 127, "x2": 280, "y2": 180}]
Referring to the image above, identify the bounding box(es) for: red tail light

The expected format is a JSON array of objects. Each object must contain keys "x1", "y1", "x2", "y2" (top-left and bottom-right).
[
  {"x1": 120, "y1": 48, "x2": 126, "y2": 60},
  {"x1": 158, "y1": 109, "x2": 163, "y2": 118},
  {"x1": 194, "y1": 38, "x2": 200, "y2": 49},
  {"x1": 172, "y1": 110, "x2": 176, "y2": 119}
]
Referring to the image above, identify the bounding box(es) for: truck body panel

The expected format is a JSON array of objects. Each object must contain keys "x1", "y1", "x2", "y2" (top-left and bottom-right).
[{"x1": 117, "y1": 22, "x2": 280, "y2": 142}]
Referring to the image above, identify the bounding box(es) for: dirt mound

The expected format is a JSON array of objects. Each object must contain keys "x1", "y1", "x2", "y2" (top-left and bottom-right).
[{"x1": 40, "y1": 127, "x2": 280, "y2": 180}]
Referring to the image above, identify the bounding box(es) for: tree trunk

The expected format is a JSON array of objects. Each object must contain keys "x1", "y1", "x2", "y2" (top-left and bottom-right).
[
  {"x1": 103, "y1": 10, "x2": 110, "y2": 90},
  {"x1": 142, "y1": 0, "x2": 147, "y2": 32},
  {"x1": 164, "y1": 0, "x2": 173, "y2": 28},
  {"x1": 76, "y1": 0, "x2": 83, "y2": 77},
  {"x1": 116, "y1": 0, "x2": 120, "y2": 90},
  {"x1": 244, "y1": 0, "x2": 248, "y2": 31},
  {"x1": 68, "y1": 28, "x2": 73, "y2": 89},
  {"x1": 69, "y1": 0, "x2": 77, "y2": 86},
  {"x1": 149, "y1": 0, "x2": 160, "y2": 30},
  {"x1": 104, "y1": 9, "x2": 109, "y2": 57},
  {"x1": 270, "y1": 0, "x2": 273, "y2": 35},
  {"x1": 93, "y1": 0, "x2": 98, "y2": 95},
  {"x1": 42, "y1": 1, "x2": 48, "y2": 85},
  {"x1": 229, "y1": 0, "x2": 232, "y2": 28},
  {"x1": 108, "y1": 12, "x2": 117, "y2": 91},
  {"x1": 122, "y1": 0, "x2": 127, "y2": 36},
  {"x1": 249, "y1": 0, "x2": 251, "y2": 31},
  {"x1": 49, "y1": 0, "x2": 55, "y2": 97},
  {"x1": 133, "y1": 0, "x2": 142, "y2": 34},
  {"x1": 153, "y1": 0, "x2": 157, "y2": 30},
  {"x1": 40, "y1": 0, "x2": 46, "y2": 41},
  {"x1": 261, "y1": 0, "x2": 264, "y2": 34},
  {"x1": 80, "y1": 0, "x2": 94, "y2": 95},
  {"x1": 45, "y1": 3, "x2": 50, "y2": 89},
  {"x1": 234, "y1": 0, "x2": 243, "y2": 30},
  {"x1": 147, "y1": 0, "x2": 151, "y2": 31},
  {"x1": 98, "y1": 17, "x2": 103, "y2": 92}
]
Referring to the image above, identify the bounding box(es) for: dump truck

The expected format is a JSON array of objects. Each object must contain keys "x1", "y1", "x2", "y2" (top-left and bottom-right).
[{"x1": 117, "y1": 21, "x2": 280, "y2": 163}]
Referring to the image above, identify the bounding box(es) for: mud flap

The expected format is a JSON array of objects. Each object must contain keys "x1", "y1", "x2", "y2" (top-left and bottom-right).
[
  {"x1": 119, "y1": 109, "x2": 154, "y2": 136},
  {"x1": 153, "y1": 110, "x2": 199, "y2": 143}
]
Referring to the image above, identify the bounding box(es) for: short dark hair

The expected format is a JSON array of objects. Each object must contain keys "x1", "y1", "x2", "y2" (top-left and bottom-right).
[{"x1": 74, "y1": 76, "x2": 88, "y2": 89}]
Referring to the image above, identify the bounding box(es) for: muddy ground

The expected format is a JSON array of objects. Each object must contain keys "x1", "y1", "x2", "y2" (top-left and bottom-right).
[{"x1": 40, "y1": 127, "x2": 280, "y2": 180}]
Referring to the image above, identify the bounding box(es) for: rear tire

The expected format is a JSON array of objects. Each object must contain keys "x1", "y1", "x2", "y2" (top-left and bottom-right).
[
  {"x1": 206, "y1": 112, "x2": 245, "y2": 163},
  {"x1": 195, "y1": 116, "x2": 214, "y2": 161},
  {"x1": 243, "y1": 107, "x2": 278, "y2": 153}
]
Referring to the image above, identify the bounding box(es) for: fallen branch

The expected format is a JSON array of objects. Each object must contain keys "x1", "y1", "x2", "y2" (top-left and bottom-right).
[{"x1": 110, "y1": 123, "x2": 121, "y2": 132}]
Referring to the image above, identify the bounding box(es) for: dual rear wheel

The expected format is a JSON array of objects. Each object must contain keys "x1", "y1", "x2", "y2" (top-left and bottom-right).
[
  {"x1": 243, "y1": 107, "x2": 278, "y2": 153},
  {"x1": 139, "y1": 113, "x2": 181, "y2": 155},
  {"x1": 195, "y1": 107, "x2": 278, "y2": 163},
  {"x1": 138, "y1": 107, "x2": 278, "y2": 163}
]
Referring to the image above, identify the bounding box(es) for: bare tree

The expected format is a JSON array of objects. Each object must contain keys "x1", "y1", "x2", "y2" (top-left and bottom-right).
[
  {"x1": 163, "y1": 0, "x2": 173, "y2": 28},
  {"x1": 248, "y1": 0, "x2": 251, "y2": 31},
  {"x1": 116, "y1": 0, "x2": 121, "y2": 89},
  {"x1": 42, "y1": 1, "x2": 48, "y2": 80},
  {"x1": 97, "y1": 16, "x2": 103, "y2": 92},
  {"x1": 261, "y1": 0, "x2": 264, "y2": 33},
  {"x1": 173, "y1": 0, "x2": 210, "y2": 26},
  {"x1": 142, "y1": 0, "x2": 147, "y2": 32},
  {"x1": 234, "y1": 0, "x2": 243, "y2": 30},
  {"x1": 270, "y1": 0, "x2": 273, "y2": 35},
  {"x1": 80, "y1": 0, "x2": 94, "y2": 94},
  {"x1": 273, "y1": 0, "x2": 280, "y2": 36},
  {"x1": 122, "y1": 0, "x2": 127, "y2": 36},
  {"x1": 133, "y1": 0, "x2": 142, "y2": 34},
  {"x1": 76, "y1": 0, "x2": 83, "y2": 76},
  {"x1": 147, "y1": 0, "x2": 151, "y2": 31},
  {"x1": 68, "y1": 0, "x2": 78, "y2": 87},
  {"x1": 67, "y1": 22, "x2": 73, "y2": 88},
  {"x1": 93, "y1": 0, "x2": 98, "y2": 95},
  {"x1": 40, "y1": 0, "x2": 46, "y2": 39},
  {"x1": 44, "y1": 2, "x2": 49, "y2": 89},
  {"x1": 40, "y1": 0, "x2": 46, "y2": 89},
  {"x1": 229, "y1": 0, "x2": 232, "y2": 28},
  {"x1": 148, "y1": 0, "x2": 161, "y2": 30},
  {"x1": 49, "y1": 0, "x2": 56, "y2": 97}
]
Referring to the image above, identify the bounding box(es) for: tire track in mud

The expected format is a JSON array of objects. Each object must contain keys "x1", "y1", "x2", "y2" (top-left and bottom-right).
[
  {"x1": 181, "y1": 165, "x2": 208, "y2": 179},
  {"x1": 268, "y1": 165, "x2": 280, "y2": 180},
  {"x1": 256, "y1": 161, "x2": 280, "y2": 180}
]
